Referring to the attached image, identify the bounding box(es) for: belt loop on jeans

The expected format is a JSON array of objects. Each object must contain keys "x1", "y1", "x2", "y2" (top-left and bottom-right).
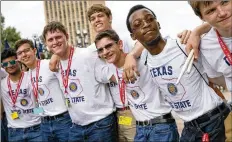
[
  {"x1": 141, "y1": 120, "x2": 151, "y2": 126},
  {"x1": 187, "y1": 103, "x2": 229, "y2": 126},
  {"x1": 42, "y1": 111, "x2": 68, "y2": 121}
]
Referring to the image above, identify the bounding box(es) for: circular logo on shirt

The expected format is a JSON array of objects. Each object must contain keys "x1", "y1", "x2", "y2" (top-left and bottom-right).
[
  {"x1": 38, "y1": 88, "x2": 44, "y2": 96},
  {"x1": 69, "y1": 82, "x2": 77, "y2": 92},
  {"x1": 167, "y1": 83, "x2": 178, "y2": 96},
  {"x1": 20, "y1": 99, "x2": 28, "y2": 106},
  {"x1": 130, "y1": 90, "x2": 139, "y2": 99}
]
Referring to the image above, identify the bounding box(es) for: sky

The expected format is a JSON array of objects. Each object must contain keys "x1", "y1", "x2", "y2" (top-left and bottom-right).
[{"x1": 1, "y1": 1, "x2": 203, "y2": 41}]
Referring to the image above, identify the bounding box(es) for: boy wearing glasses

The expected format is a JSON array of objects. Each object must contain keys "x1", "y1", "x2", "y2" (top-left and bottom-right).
[
  {"x1": 15, "y1": 39, "x2": 72, "y2": 142},
  {"x1": 95, "y1": 29, "x2": 179, "y2": 142},
  {"x1": 125, "y1": 4, "x2": 230, "y2": 141},
  {"x1": 1, "y1": 48, "x2": 42, "y2": 141},
  {"x1": 87, "y1": 4, "x2": 139, "y2": 141},
  {"x1": 43, "y1": 21, "x2": 118, "y2": 142},
  {"x1": 48, "y1": 4, "x2": 189, "y2": 141}
]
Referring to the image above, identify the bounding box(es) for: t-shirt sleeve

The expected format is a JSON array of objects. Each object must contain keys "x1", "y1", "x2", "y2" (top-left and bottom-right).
[
  {"x1": 121, "y1": 36, "x2": 137, "y2": 53},
  {"x1": 87, "y1": 43, "x2": 97, "y2": 52},
  {"x1": 0, "y1": 68, "x2": 7, "y2": 79},
  {"x1": 140, "y1": 50, "x2": 149, "y2": 64},
  {"x1": 200, "y1": 53, "x2": 222, "y2": 78},
  {"x1": 94, "y1": 58, "x2": 114, "y2": 83}
]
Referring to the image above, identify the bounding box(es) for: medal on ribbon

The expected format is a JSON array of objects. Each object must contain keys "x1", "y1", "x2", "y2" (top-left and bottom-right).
[
  {"x1": 7, "y1": 72, "x2": 24, "y2": 120},
  {"x1": 60, "y1": 47, "x2": 74, "y2": 107}
]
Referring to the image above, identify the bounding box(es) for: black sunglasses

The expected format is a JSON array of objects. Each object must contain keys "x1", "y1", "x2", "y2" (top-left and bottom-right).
[{"x1": 97, "y1": 41, "x2": 118, "y2": 54}]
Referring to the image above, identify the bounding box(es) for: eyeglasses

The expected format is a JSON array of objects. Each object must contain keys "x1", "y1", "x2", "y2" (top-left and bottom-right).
[
  {"x1": 1, "y1": 60, "x2": 17, "y2": 68},
  {"x1": 131, "y1": 15, "x2": 156, "y2": 31},
  {"x1": 16, "y1": 48, "x2": 31, "y2": 56},
  {"x1": 97, "y1": 41, "x2": 117, "y2": 54}
]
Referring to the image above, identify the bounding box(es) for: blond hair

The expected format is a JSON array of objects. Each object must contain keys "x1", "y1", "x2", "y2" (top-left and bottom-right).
[{"x1": 188, "y1": 1, "x2": 213, "y2": 18}]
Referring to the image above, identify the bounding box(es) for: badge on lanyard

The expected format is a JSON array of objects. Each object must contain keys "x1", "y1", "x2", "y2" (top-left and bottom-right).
[
  {"x1": 11, "y1": 111, "x2": 19, "y2": 120},
  {"x1": 60, "y1": 47, "x2": 74, "y2": 107},
  {"x1": 65, "y1": 98, "x2": 71, "y2": 107},
  {"x1": 33, "y1": 101, "x2": 44, "y2": 114},
  {"x1": 118, "y1": 116, "x2": 132, "y2": 126},
  {"x1": 30, "y1": 60, "x2": 44, "y2": 115},
  {"x1": 33, "y1": 107, "x2": 44, "y2": 115},
  {"x1": 7, "y1": 73, "x2": 24, "y2": 120}
]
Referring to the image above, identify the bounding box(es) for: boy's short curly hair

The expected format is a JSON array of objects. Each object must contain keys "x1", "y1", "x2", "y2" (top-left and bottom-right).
[{"x1": 87, "y1": 4, "x2": 112, "y2": 21}]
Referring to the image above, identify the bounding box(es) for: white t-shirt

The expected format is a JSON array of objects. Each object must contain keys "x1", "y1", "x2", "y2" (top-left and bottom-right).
[
  {"x1": 144, "y1": 37, "x2": 223, "y2": 122},
  {"x1": 29, "y1": 60, "x2": 67, "y2": 116},
  {"x1": 1, "y1": 72, "x2": 41, "y2": 128},
  {"x1": 0, "y1": 68, "x2": 7, "y2": 79},
  {"x1": 200, "y1": 28, "x2": 232, "y2": 92},
  {"x1": 110, "y1": 58, "x2": 171, "y2": 121},
  {"x1": 56, "y1": 47, "x2": 114, "y2": 126},
  {"x1": 105, "y1": 37, "x2": 135, "y2": 108},
  {"x1": 107, "y1": 65, "x2": 129, "y2": 108}
]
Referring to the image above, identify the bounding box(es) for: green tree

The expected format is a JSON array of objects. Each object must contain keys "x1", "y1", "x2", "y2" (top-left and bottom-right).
[
  {"x1": 2, "y1": 27, "x2": 21, "y2": 48},
  {"x1": 1, "y1": 14, "x2": 4, "y2": 31},
  {"x1": 1, "y1": 14, "x2": 21, "y2": 49}
]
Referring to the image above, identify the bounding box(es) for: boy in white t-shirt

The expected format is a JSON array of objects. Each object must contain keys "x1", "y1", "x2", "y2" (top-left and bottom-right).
[
  {"x1": 43, "y1": 21, "x2": 117, "y2": 142},
  {"x1": 86, "y1": 5, "x2": 138, "y2": 141},
  {"x1": 94, "y1": 30, "x2": 179, "y2": 142},
  {"x1": 1, "y1": 48, "x2": 41, "y2": 141},
  {"x1": 188, "y1": 1, "x2": 232, "y2": 92},
  {"x1": 86, "y1": 4, "x2": 138, "y2": 53},
  {"x1": 15, "y1": 39, "x2": 72, "y2": 142},
  {"x1": 1, "y1": 68, "x2": 8, "y2": 142},
  {"x1": 47, "y1": 4, "x2": 143, "y2": 141},
  {"x1": 188, "y1": 1, "x2": 232, "y2": 141},
  {"x1": 125, "y1": 4, "x2": 230, "y2": 142}
]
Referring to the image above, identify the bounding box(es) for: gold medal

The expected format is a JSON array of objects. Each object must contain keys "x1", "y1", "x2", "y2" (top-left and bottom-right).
[
  {"x1": 65, "y1": 98, "x2": 71, "y2": 107},
  {"x1": 11, "y1": 111, "x2": 19, "y2": 120},
  {"x1": 118, "y1": 116, "x2": 132, "y2": 126}
]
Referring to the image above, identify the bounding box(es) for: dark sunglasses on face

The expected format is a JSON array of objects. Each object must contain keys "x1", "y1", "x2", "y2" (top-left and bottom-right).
[
  {"x1": 1, "y1": 60, "x2": 17, "y2": 68},
  {"x1": 97, "y1": 41, "x2": 117, "y2": 54}
]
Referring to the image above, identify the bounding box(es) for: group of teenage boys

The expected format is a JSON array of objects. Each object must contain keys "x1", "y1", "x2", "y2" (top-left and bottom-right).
[{"x1": 1, "y1": 1, "x2": 231, "y2": 142}]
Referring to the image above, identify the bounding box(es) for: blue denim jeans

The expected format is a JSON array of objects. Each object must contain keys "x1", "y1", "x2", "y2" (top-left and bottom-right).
[
  {"x1": 8, "y1": 124, "x2": 42, "y2": 142},
  {"x1": 1, "y1": 113, "x2": 8, "y2": 142},
  {"x1": 135, "y1": 122, "x2": 179, "y2": 142},
  {"x1": 41, "y1": 111, "x2": 72, "y2": 142},
  {"x1": 68, "y1": 113, "x2": 117, "y2": 142},
  {"x1": 180, "y1": 103, "x2": 230, "y2": 142}
]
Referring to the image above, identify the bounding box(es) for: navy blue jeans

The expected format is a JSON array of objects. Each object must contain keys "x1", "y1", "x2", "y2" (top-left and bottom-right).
[
  {"x1": 8, "y1": 124, "x2": 42, "y2": 142},
  {"x1": 41, "y1": 111, "x2": 72, "y2": 142},
  {"x1": 1, "y1": 113, "x2": 8, "y2": 142},
  {"x1": 135, "y1": 122, "x2": 179, "y2": 142},
  {"x1": 180, "y1": 103, "x2": 230, "y2": 142},
  {"x1": 68, "y1": 113, "x2": 117, "y2": 142}
]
